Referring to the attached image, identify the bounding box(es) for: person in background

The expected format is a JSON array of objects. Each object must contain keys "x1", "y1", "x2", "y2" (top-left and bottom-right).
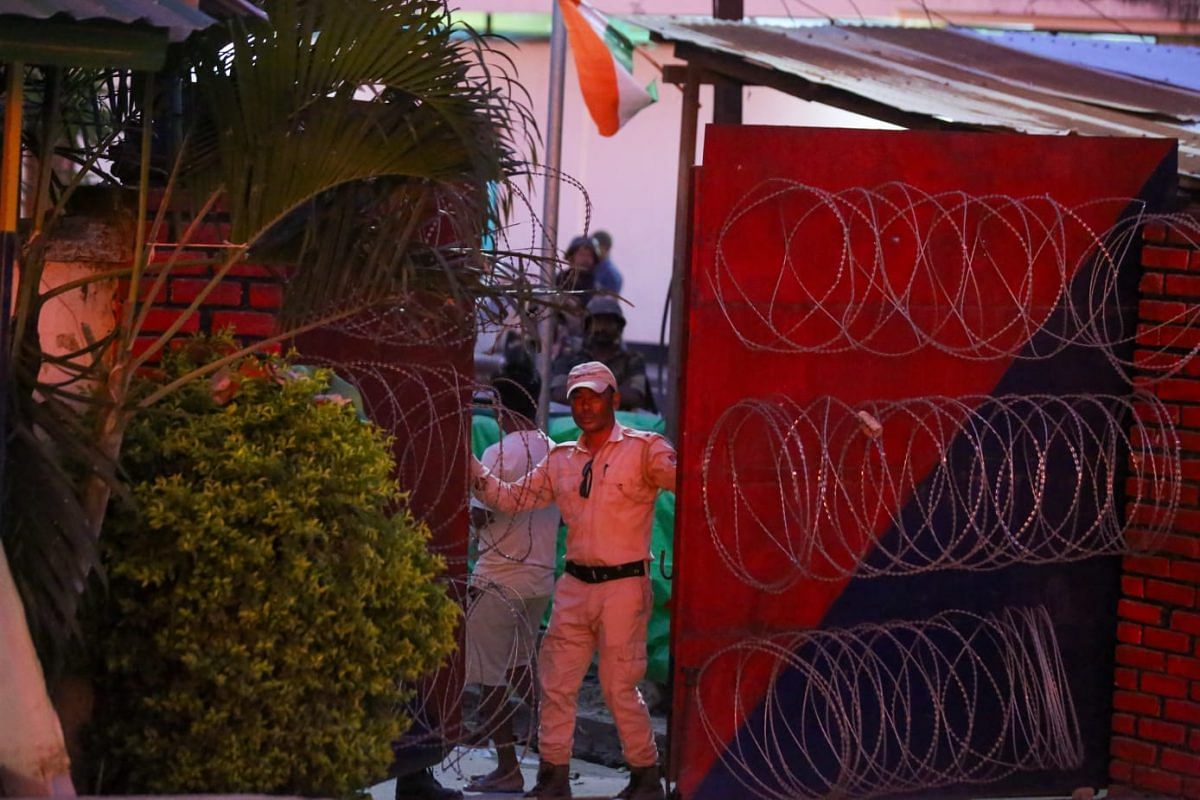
[
  {"x1": 470, "y1": 362, "x2": 676, "y2": 800},
  {"x1": 496, "y1": 330, "x2": 540, "y2": 393},
  {"x1": 556, "y1": 235, "x2": 599, "y2": 305},
  {"x1": 553, "y1": 236, "x2": 601, "y2": 360},
  {"x1": 550, "y1": 297, "x2": 655, "y2": 414},
  {"x1": 592, "y1": 230, "x2": 623, "y2": 295},
  {"x1": 463, "y1": 376, "x2": 559, "y2": 794},
  {"x1": 391, "y1": 718, "x2": 462, "y2": 800}
]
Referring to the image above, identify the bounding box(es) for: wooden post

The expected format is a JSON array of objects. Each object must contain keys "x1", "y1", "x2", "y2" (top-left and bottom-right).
[
  {"x1": 666, "y1": 67, "x2": 700, "y2": 444},
  {"x1": 711, "y1": 0, "x2": 742, "y2": 124}
]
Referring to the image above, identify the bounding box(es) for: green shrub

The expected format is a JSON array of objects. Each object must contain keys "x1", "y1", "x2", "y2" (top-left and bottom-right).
[{"x1": 86, "y1": 343, "x2": 458, "y2": 796}]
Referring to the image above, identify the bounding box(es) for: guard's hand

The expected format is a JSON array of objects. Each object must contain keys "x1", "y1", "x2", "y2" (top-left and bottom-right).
[{"x1": 469, "y1": 454, "x2": 486, "y2": 480}]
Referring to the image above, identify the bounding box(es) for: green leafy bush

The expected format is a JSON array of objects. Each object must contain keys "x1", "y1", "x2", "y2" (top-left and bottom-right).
[{"x1": 86, "y1": 343, "x2": 458, "y2": 796}]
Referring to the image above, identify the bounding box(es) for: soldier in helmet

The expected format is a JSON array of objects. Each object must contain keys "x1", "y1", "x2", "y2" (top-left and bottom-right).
[{"x1": 549, "y1": 297, "x2": 656, "y2": 414}]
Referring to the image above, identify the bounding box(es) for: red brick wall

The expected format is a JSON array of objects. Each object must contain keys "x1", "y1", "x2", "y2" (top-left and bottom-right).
[
  {"x1": 123, "y1": 257, "x2": 284, "y2": 363},
  {"x1": 1112, "y1": 215, "x2": 1200, "y2": 799}
]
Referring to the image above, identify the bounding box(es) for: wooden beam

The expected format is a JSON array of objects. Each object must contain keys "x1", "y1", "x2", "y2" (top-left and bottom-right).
[
  {"x1": 660, "y1": 64, "x2": 692, "y2": 85},
  {"x1": 711, "y1": 0, "x2": 743, "y2": 125},
  {"x1": 0, "y1": 18, "x2": 168, "y2": 70}
]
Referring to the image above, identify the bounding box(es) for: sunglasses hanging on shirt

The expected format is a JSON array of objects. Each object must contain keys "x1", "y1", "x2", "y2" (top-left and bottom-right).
[{"x1": 580, "y1": 459, "x2": 594, "y2": 498}]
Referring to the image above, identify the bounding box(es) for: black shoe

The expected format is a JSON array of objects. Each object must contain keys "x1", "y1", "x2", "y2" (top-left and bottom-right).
[
  {"x1": 614, "y1": 764, "x2": 664, "y2": 800},
  {"x1": 524, "y1": 762, "x2": 571, "y2": 798},
  {"x1": 394, "y1": 768, "x2": 463, "y2": 800}
]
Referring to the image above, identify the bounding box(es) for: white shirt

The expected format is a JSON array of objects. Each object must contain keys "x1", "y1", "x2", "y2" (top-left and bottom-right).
[{"x1": 471, "y1": 429, "x2": 560, "y2": 598}]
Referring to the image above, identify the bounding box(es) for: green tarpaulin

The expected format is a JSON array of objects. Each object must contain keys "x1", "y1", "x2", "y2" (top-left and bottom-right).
[{"x1": 471, "y1": 411, "x2": 674, "y2": 683}]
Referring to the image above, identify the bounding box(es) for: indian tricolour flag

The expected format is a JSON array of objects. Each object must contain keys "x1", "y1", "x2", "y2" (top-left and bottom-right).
[{"x1": 558, "y1": 0, "x2": 658, "y2": 136}]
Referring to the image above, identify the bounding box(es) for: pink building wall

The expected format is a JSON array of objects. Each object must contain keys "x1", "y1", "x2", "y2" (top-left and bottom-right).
[{"x1": 490, "y1": 39, "x2": 895, "y2": 344}]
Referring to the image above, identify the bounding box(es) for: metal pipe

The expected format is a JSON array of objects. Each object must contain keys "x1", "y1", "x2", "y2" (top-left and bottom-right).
[
  {"x1": 1, "y1": 62, "x2": 25, "y2": 542},
  {"x1": 536, "y1": 0, "x2": 567, "y2": 430},
  {"x1": 1, "y1": 64, "x2": 21, "y2": 232}
]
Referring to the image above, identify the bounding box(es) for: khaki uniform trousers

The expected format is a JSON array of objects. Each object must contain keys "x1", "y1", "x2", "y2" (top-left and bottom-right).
[{"x1": 536, "y1": 572, "x2": 657, "y2": 768}]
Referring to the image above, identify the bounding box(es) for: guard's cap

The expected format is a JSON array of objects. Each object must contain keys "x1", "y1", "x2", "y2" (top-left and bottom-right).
[
  {"x1": 586, "y1": 296, "x2": 625, "y2": 322},
  {"x1": 566, "y1": 361, "x2": 618, "y2": 397}
]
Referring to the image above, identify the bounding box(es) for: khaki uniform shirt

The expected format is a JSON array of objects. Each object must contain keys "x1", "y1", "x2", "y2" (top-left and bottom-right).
[{"x1": 472, "y1": 423, "x2": 677, "y2": 566}]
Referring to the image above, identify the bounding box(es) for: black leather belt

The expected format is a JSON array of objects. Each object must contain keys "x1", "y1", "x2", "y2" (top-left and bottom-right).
[{"x1": 564, "y1": 559, "x2": 646, "y2": 583}]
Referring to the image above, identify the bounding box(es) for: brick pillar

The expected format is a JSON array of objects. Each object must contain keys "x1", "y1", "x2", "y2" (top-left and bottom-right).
[
  {"x1": 120, "y1": 219, "x2": 284, "y2": 362},
  {"x1": 1112, "y1": 214, "x2": 1200, "y2": 798},
  {"x1": 131, "y1": 262, "x2": 283, "y2": 361}
]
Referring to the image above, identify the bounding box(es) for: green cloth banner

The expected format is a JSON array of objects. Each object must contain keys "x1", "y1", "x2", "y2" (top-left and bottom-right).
[{"x1": 471, "y1": 411, "x2": 674, "y2": 683}]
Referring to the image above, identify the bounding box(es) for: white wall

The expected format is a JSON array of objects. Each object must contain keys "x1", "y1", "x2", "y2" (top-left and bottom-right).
[{"x1": 491, "y1": 39, "x2": 896, "y2": 343}]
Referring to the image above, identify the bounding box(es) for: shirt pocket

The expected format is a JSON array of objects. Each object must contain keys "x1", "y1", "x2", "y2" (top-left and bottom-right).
[
  {"x1": 615, "y1": 475, "x2": 656, "y2": 504},
  {"x1": 615, "y1": 640, "x2": 648, "y2": 668}
]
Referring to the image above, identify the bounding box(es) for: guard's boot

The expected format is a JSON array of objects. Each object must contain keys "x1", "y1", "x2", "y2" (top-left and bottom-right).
[
  {"x1": 394, "y1": 767, "x2": 463, "y2": 800},
  {"x1": 614, "y1": 764, "x2": 665, "y2": 800},
  {"x1": 524, "y1": 762, "x2": 572, "y2": 798}
]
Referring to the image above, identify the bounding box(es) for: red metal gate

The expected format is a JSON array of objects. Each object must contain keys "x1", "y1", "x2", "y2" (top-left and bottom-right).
[{"x1": 669, "y1": 127, "x2": 1177, "y2": 799}]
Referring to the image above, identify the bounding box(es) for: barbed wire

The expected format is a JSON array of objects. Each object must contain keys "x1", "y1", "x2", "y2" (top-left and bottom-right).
[
  {"x1": 694, "y1": 606, "x2": 1083, "y2": 800},
  {"x1": 393, "y1": 576, "x2": 541, "y2": 773},
  {"x1": 295, "y1": 352, "x2": 555, "y2": 759},
  {"x1": 701, "y1": 392, "x2": 1178, "y2": 591},
  {"x1": 707, "y1": 180, "x2": 1200, "y2": 377},
  {"x1": 309, "y1": 174, "x2": 1199, "y2": 791}
]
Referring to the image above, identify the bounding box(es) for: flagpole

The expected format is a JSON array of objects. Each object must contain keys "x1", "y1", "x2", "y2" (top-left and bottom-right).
[{"x1": 536, "y1": 0, "x2": 567, "y2": 430}]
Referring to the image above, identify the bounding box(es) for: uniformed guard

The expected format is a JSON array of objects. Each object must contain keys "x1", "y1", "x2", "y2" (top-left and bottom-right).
[{"x1": 470, "y1": 361, "x2": 677, "y2": 800}]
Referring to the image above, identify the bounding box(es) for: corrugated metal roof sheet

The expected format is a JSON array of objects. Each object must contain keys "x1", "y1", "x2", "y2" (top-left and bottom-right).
[
  {"x1": 198, "y1": 0, "x2": 266, "y2": 21},
  {"x1": 856, "y1": 26, "x2": 1200, "y2": 119},
  {"x1": 0, "y1": 0, "x2": 215, "y2": 37},
  {"x1": 630, "y1": 17, "x2": 1200, "y2": 180},
  {"x1": 961, "y1": 29, "x2": 1200, "y2": 93}
]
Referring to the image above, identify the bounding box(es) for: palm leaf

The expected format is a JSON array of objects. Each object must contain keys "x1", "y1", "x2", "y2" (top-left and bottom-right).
[
  {"x1": 3, "y1": 0, "x2": 547, "y2": 659},
  {"x1": 180, "y1": 0, "x2": 541, "y2": 321},
  {"x1": 5, "y1": 390, "x2": 119, "y2": 666}
]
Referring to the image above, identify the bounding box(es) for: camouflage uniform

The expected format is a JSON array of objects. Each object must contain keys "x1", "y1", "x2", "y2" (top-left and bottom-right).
[{"x1": 551, "y1": 347, "x2": 655, "y2": 413}]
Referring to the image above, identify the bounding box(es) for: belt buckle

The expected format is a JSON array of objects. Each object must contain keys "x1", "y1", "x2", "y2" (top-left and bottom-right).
[{"x1": 588, "y1": 565, "x2": 601, "y2": 582}]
